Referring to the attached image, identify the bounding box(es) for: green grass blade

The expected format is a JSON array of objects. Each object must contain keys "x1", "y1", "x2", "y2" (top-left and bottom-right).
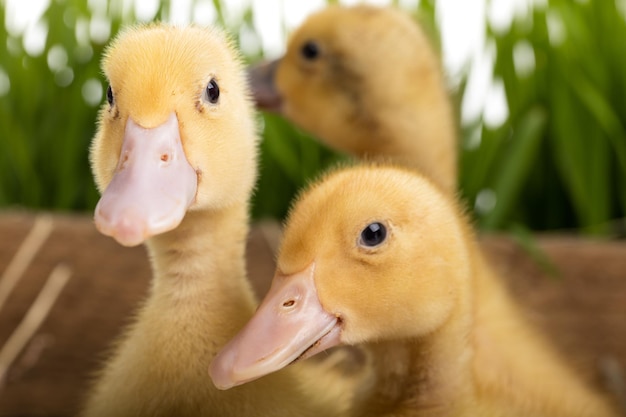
[{"x1": 482, "y1": 106, "x2": 547, "y2": 230}]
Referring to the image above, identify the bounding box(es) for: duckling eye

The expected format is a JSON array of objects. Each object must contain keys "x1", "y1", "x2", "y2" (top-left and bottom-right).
[
  {"x1": 106, "y1": 85, "x2": 114, "y2": 106},
  {"x1": 359, "y1": 222, "x2": 387, "y2": 248},
  {"x1": 204, "y1": 79, "x2": 220, "y2": 104},
  {"x1": 301, "y1": 41, "x2": 320, "y2": 60}
]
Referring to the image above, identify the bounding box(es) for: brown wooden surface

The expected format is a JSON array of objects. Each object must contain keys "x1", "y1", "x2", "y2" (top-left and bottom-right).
[{"x1": 0, "y1": 211, "x2": 624, "y2": 416}]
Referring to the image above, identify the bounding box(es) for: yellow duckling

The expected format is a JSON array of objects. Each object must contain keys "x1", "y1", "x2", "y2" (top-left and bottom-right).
[
  {"x1": 249, "y1": 5, "x2": 457, "y2": 192},
  {"x1": 83, "y1": 24, "x2": 347, "y2": 417},
  {"x1": 210, "y1": 164, "x2": 618, "y2": 417}
]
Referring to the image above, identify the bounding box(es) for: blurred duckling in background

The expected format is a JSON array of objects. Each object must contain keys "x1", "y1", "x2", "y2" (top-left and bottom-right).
[
  {"x1": 83, "y1": 24, "x2": 348, "y2": 417},
  {"x1": 249, "y1": 5, "x2": 457, "y2": 193},
  {"x1": 210, "y1": 164, "x2": 618, "y2": 417}
]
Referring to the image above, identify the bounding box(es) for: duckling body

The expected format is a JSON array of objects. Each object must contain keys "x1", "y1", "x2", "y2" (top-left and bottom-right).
[
  {"x1": 210, "y1": 165, "x2": 617, "y2": 417},
  {"x1": 249, "y1": 6, "x2": 457, "y2": 192},
  {"x1": 82, "y1": 24, "x2": 345, "y2": 417}
]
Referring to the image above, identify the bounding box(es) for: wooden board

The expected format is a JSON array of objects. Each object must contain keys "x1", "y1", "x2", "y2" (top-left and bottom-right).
[{"x1": 0, "y1": 211, "x2": 624, "y2": 416}]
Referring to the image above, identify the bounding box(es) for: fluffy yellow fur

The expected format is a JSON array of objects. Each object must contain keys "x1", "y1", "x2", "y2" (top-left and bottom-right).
[
  {"x1": 276, "y1": 164, "x2": 618, "y2": 417},
  {"x1": 256, "y1": 6, "x2": 457, "y2": 192},
  {"x1": 83, "y1": 24, "x2": 346, "y2": 416}
]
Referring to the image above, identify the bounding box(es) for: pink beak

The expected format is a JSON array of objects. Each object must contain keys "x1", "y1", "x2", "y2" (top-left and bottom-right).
[
  {"x1": 247, "y1": 59, "x2": 283, "y2": 113},
  {"x1": 94, "y1": 113, "x2": 198, "y2": 246},
  {"x1": 209, "y1": 262, "x2": 342, "y2": 390}
]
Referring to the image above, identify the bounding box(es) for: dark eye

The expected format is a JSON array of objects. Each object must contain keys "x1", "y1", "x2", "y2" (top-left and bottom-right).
[
  {"x1": 301, "y1": 41, "x2": 320, "y2": 60},
  {"x1": 359, "y1": 222, "x2": 387, "y2": 248},
  {"x1": 205, "y1": 78, "x2": 220, "y2": 104},
  {"x1": 106, "y1": 85, "x2": 114, "y2": 105}
]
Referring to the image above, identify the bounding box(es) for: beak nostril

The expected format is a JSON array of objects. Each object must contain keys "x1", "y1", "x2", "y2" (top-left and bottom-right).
[
  {"x1": 282, "y1": 299, "x2": 295, "y2": 308},
  {"x1": 118, "y1": 153, "x2": 130, "y2": 171}
]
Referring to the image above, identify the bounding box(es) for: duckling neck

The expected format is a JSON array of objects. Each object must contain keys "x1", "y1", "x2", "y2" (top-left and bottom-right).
[
  {"x1": 146, "y1": 204, "x2": 256, "y2": 310},
  {"x1": 354, "y1": 311, "x2": 475, "y2": 417},
  {"x1": 82, "y1": 202, "x2": 264, "y2": 416},
  {"x1": 378, "y1": 85, "x2": 457, "y2": 194},
  {"x1": 141, "y1": 202, "x2": 258, "y2": 357}
]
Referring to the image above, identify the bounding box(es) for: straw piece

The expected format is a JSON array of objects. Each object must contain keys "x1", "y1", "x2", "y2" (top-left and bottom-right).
[
  {"x1": 0, "y1": 263, "x2": 72, "y2": 385},
  {"x1": 0, "y1": 215, "x2": 54, "y2": 314}
]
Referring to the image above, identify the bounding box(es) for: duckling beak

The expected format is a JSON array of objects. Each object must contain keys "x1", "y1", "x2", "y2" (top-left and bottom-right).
[
  {"x1": 94, "y1": 113, "x2": 198, "y2": 247},
  {"x1": 209, "y1": 262, "x2": 342, "y2": 390},
  {"x1": 247, "y1": 59, "x2": 283, "y2": 113}
]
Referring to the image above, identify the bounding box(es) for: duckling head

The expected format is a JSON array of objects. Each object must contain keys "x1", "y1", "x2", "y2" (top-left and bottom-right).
[
  {"x1": 249, "y1": 5, "x2": 445, "y2": 157},
  {"x1": 90, "y1": 24, "x2": 257, "y2": 246},
  {"x1": 210, "y1": 165, "x2": 471, "y2": 389}
]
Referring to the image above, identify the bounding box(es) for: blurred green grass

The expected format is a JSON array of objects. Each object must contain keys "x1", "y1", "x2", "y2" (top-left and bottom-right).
[{"x1": 0, "y1": 0, "x2": 624, "y2": 236}]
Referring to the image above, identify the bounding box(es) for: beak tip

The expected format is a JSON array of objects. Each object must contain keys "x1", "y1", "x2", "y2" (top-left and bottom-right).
[
  {"x1": 209, "y1": 362, "x2": 237, "y2": 391},
  {"x1": 94, "y1": 211, "x2": 148, "y2": 247},
  {"x1": 211, "y1": 379, "x2": 233, "y2": 391}
]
